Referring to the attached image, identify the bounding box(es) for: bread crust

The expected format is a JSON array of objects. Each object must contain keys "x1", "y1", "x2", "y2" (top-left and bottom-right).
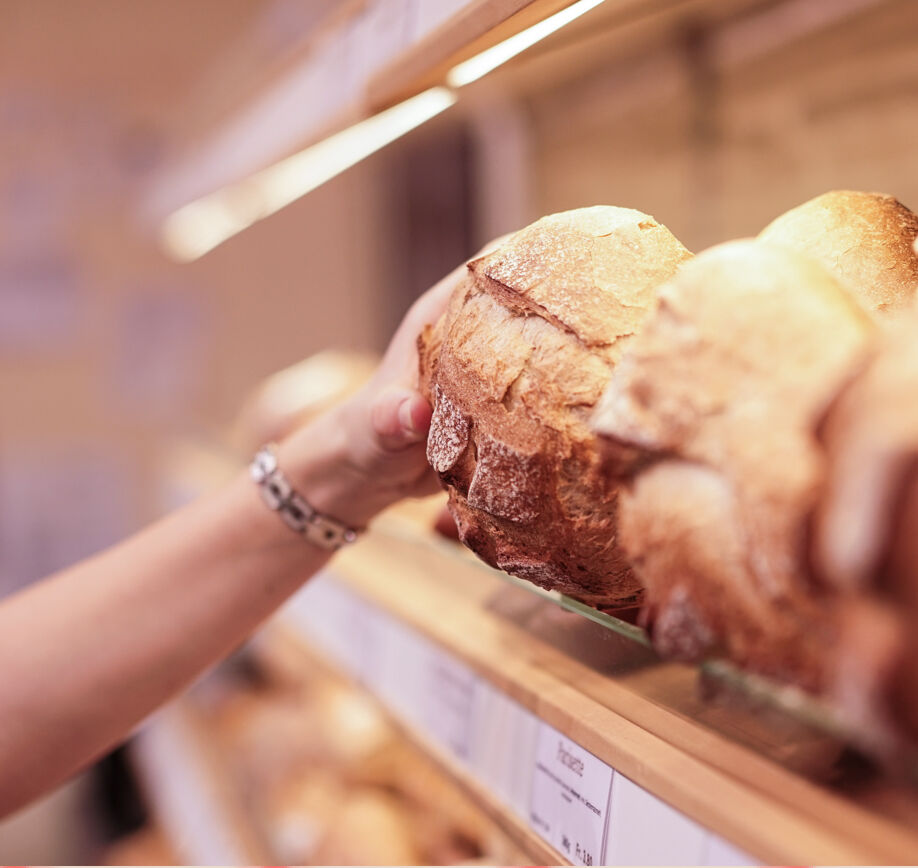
[
  {"x1": 758, "y1": 190, "x2": 918, "y2": 317},
  {"x1": 594, "y1": 239, "x2": 873, "y2": 687},
  {"x1": 419, "y1": 206, "x2": 692, "y2": 605},
  {"x1": 814, "y1": 312, "x2": 918, "y2": 597},
  {"x1": 813, "y1": 312, "x2": 918, "y2": 743}
]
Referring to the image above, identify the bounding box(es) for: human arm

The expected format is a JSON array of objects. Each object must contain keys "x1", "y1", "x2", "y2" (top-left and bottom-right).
[{"x1": 0, "y1": 261, "x2": 463, "y2": 817}]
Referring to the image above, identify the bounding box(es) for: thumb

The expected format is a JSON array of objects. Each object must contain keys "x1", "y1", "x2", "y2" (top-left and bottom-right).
[{"x1": 369, "y1": 387, "x2": 433, "y2": 452}]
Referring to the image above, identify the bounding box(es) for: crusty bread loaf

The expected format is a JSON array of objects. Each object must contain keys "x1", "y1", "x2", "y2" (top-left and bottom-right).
[
  {"x1": 313, "y1": 790, "x2": 424, "y2": 866},
  {"x1": 594, "y1": 240, "x2": 873, "y2": 687},
  {"x1": 419, "y1": 206, "x2": 692, "y2": 606},
  {"x1": 812, "y1": 311, "x2": 918, "y2": 743},
  {"x1": 814, "y1": 312, "x2": 918, "y2": 596},
  {"x1": 758, "y1": 191, "x2": 918, "y2": 317}
]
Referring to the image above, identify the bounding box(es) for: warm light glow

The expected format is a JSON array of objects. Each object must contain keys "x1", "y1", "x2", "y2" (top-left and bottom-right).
[
  {"x1": 447, "y1": 0, "x2": 607, "y2": 87},
  {"x1": 162, "y1": 1, "x2": 608, "y2": 261},
  {"x1": 162, "y1": 87, "x2": 457, "y2": 262}
]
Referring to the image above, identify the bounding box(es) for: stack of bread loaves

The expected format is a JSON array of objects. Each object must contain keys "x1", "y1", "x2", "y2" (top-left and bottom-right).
[{"x1": 421, "y1": 192, "x2": 918, "y2": 751}]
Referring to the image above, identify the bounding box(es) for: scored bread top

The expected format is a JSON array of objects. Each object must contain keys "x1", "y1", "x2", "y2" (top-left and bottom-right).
[
  {"x1": 419, "y1": 206, "x2": 692, "y2": 605},
  {"x1": 472, "y1": 206, "x2": 692, "y2": 349},
  {"x1": 758, "y1": 190, "x2": 918, "y2": 317}
]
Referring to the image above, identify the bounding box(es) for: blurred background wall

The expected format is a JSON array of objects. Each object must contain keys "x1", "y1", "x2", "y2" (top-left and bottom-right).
[
  {"x1": 0, "y1": 1, "x2": 395, "y2": 599},
  {"x1": 0, "y1": 0, "x2": 916, "y2": 861}
]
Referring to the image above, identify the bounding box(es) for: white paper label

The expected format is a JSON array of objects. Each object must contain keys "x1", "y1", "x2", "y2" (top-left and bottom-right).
[
  {"x1": 423, "y1": 649, "x2": 479, "y2": 761},
  {"x1": 373, "y1": 618, "x2": 428, "y2": 725},
  {"x1": 605, "y1": 773, "x2": 709, "y2": 865},
  {"x1": 530, "y1": 723, "x2": 614, "y2": 866},
  {"x1": 282, "y1": 571, "x2": 363, "y2": 675},
  {"x1": 468, "y1": 683, "x2": 539, "y2": 817},
  {"x1": 703, "y1": 833, "x2": 758, "y2": 866}
]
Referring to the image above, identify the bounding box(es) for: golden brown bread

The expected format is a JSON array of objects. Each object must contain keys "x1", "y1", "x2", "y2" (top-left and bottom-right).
[
  {"x1": 812, "y1": 311, "x2": 918, "y2": 744},
  {"x1": 814, "y1": 312, "x2": 918, "y2": 596},
  {"x1": 594, "y1": 240, "x2": 873, "y2": 687},
  {"x1": 419, "y1": 206, "x2": 692, "y2": 605},
  {"x1": 313, "y1": 789, "x2": 424, "y2": 866},
  {"x1": 758, "y1": 190, "x2": 918, "y2": 317}
]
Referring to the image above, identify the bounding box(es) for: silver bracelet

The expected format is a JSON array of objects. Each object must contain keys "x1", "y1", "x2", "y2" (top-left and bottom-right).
[{"x1": 250, "y1": 444, "x2": 361, "y2": 550}]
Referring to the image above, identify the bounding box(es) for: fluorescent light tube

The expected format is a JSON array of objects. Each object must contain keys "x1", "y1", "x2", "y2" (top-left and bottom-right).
[
  {"x1": 162, "y1": 86, "x2": 457, "y2": 262},
  {"x1": 447, "y1": 0, "x2": 607, "y2": 87}
]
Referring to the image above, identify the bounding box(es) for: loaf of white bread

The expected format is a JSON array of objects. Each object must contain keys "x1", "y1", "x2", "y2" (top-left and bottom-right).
[
  {"x1": 230, "y1": 350, "x2": 377, "y2": 455},
  {"x1": 418, "y1": 206, "x2": 692, "y2": 606}
]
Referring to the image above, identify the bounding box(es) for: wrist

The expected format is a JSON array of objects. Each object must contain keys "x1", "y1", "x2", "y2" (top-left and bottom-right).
[{"x1": 274, "y1": 400, "x2": 393, "y2": 530}]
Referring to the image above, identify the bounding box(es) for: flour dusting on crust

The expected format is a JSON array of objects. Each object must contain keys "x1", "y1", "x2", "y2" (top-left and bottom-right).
[
  {"x1": 467, "y1": 436, "x2": 544, "y2": 522},
  {"x1": 427, "y1": 385, "x2": 470, "y2": 473},
  {"x1": 497, "y1": 556, "x2": 569, "y2": 589},
  {"x1": 651, "y1": 585, "x2": 717, "y2": 661}
]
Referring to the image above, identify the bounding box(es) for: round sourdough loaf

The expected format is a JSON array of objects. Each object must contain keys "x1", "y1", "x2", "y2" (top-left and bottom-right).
[
  {"x1": 758, "y1": 190, "x2": 918, "y2": 317},
  {"x1": 593, "y1": 240, "x2": 874, "y2": 687},
  {"x1": 418, "y1": 206, "x2": 692, "y2": 606}
]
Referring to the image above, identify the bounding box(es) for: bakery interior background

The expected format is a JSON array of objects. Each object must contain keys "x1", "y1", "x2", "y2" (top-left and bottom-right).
[{"x1": 0, "y1": 0, "x2": 916, "y2": 861}]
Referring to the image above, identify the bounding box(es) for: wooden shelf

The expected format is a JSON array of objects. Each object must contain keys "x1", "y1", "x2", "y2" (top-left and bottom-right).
[
  {"x1": 145, "y1": 0, "x2": 564, "y2": 221},
  {"x1": 260, "y1": 619, "x2": 566, "y2": 866},
  {"x1": 261, "y1": 517, "x2": 918, "y2": 866}
]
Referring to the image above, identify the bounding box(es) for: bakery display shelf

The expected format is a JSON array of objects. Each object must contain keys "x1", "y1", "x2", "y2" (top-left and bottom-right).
[
  {"x1": 258, "y1": 623, "x2": 568, "y2": 867},
  {"x1": 152, "y1": 0, "x2": 802, "y2": 227},
  {"x1": 269, "y1": 520, "x2": 918, "y2": 866},
  {"x1": 383, "y1": 512, "x2": 918, "y2": 778},
  {"x1": 131, "y1": 700, "x2": 273, "y2": 866}
]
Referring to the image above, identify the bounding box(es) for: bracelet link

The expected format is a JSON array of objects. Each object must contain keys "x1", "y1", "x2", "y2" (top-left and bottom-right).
[
  {"x1": 250, "y1": 445, "x2": 361, "y2": 550},
  {"x1": 263, "y1": 474, "x2": 292, "y2": 511}
]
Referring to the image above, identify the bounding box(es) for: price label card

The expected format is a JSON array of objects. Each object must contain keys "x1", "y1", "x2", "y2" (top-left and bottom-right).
[
  {"x1": 469, "y1": 684, "x2": 539, "y2": 818},
  {"x1": 605, "y1": 773, "x2": 708, "y2": 865},
  {"x1": 374, "y1": 618, "x2": 430, "y2": 727},
  {"x1": 135, "y1": 709, "x2": 249, "y2": 865},
  {"x1": 423, "y1": 649, "x2": 479, "y2": 761},
  {"x1": 529, "y1": 723, "x2": 614, "y2": 866},
  {"x1": 703, "y1": 833, "x2": 758, "y2": 866}
]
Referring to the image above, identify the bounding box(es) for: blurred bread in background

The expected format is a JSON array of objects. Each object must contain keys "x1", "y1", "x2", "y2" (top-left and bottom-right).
[
  {"x1": 593, "y1": 239, "x2": 873, "y2": 688},
  {"x1": 758, "y1": 191, "x2": 918, "y2": 318},
  {"x1": 230, "y1": 350, "x2": 378, "y2": 455},
  {"x1": 813, "y1": 309, "x2": 918, "y2": 747}
]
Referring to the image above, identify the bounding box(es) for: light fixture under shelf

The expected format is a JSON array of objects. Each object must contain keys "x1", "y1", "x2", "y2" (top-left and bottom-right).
[
  {"x1": 447, "y1": 0, "x2": 607, "y2": 87},
  {"x1": 161, "y1": 86, "x2": 457, "y2": 262},
  {"x1": 161, "y1": 1, "x2": 611, "y2": 262}
]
